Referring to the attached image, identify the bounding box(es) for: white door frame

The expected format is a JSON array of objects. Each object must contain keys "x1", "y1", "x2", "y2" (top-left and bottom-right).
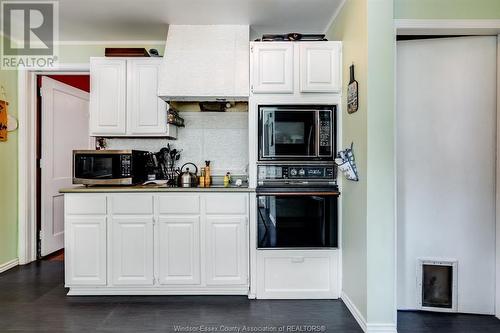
[
  {"x1": 18, "y1": 63, "x2": 89, "y2": 265},
  {"x1": 395, "y1": 20, "x2": 500, "y2": 319}
]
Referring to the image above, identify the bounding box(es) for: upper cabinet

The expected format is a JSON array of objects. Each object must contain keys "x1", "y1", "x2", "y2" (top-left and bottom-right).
[
  {"x1": 299, "y1": 42, "x2": 341, "y2": 93},
  {"x1": 89, "y1": 58, "x2": 127, "y2": 135},
  {"x1": 90, "y1": 57, "x2": 175, "y2": 138},
  {"x1": 250, "y1": 41, "x2": 342, "y2": 95},
  {"x1": 251, "y1": 43, "x2": 294, "y2": 94}
]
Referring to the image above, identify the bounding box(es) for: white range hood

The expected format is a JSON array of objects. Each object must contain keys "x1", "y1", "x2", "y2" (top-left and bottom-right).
[{"x1": 158, "y1": 25, "x2": 250, "y2": 102}]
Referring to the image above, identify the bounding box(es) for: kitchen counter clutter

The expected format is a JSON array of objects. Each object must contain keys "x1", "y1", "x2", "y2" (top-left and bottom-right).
[
  {"x1": 60, "y1": 185, "x2": 254, "y2": 193},
  {"x1": 64, "y1": 191, "x2": 250, "y2": 295}
]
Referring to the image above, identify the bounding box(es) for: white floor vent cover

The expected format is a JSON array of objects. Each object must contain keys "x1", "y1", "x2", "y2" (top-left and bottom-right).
[{"x1": 417, "y1": 259, "x2": 457, "y2": 312}]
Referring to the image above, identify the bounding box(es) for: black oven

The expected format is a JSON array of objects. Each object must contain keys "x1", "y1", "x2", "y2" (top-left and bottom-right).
[
  {"x1": 258, "y1": 105, "x2": 336, "y2": 162},
  {"x1": 73, "y1": 150, "x2": 148, "y2": 185},
  {"x1": 257, "y1": 188, "x2": 339, "y2": 249}
]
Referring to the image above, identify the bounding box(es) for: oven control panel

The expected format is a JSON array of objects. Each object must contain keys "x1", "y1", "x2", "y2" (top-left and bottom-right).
[{"x1": 258, "y1": 164, "x2": 336, "y2": 186}]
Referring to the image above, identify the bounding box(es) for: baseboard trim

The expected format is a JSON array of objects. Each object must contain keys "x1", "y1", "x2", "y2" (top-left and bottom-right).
[
  {"x1": 341, "y1": 292, "x2": 367, "y2": 332},
  {"x1": 341, "y1": 292, "x2": 398, "y2": 333},
  {"x1": 366, "y1": 323, "x2": 398, "y2": 333},
  {"x1": 0, "y1": 258, "x2": 19, "y2": 273}
]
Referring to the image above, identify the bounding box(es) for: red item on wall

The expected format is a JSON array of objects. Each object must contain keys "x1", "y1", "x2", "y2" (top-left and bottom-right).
[{"x1": 37, "y1": 75, "x2": 90, "y2": 93}]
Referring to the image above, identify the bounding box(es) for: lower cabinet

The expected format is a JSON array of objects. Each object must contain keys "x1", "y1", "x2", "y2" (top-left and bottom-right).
[
  {"x1": 256, "y1": 250, "x2": 339, "y2": 299},
  {"x1": 64, "y1": 192, "x2": 249, "y2": 295},
  {"x1": 65, "y1": 216, "x2": 107, "y2": 286},
  {"x1": 206, "y1": 216, "x2": 248, "y2": 285},
  {"x1": 157, "y1": 215, "x2": 201, "y2": 285},
  {"x1": 110, "y1": 217, "x2": 154, "y2": 285}
]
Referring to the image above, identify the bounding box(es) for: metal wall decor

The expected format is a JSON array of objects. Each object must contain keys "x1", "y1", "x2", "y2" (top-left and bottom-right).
[{"x1": 0, "y1": 86, "x2": 9, "y2": 141}]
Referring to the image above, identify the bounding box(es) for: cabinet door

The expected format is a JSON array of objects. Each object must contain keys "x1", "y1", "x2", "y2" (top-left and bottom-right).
[
  {"x1": 89, "y1": 58, "x2": 127, "y2": 135},
  {"x1": 110, "y1": 217, "x2": 154, "y2": 285},
  {"x1": 65, "y1": 216, "x2": 107, "y2": 286},
  {"x1": 251, "y1": 43, "x2": 294, "y2": 94},
  {"x1": 299, "y1": 42, "x2": 341, "y2": 93},
  {"x1": 157, "y1": 216, "x2": 201, "y2": 285},
  {"x1": 127, "y1": 59, "x2": 167, "y2": 135},
  {"x1": 206, "y1": 216, "x2": 248, "y2": 285}
]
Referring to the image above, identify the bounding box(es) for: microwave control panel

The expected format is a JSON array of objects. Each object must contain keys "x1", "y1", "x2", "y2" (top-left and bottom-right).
[{"x1": 120, "y1": 155, "x2": 131, "y2": 177}]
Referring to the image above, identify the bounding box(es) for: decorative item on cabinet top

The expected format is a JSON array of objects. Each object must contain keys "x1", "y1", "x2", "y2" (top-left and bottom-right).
[{"x1": 256, "y1": 33, "x2": 327, "y2": 42}]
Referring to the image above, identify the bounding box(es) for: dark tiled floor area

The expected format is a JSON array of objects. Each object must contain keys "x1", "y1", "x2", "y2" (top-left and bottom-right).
[
  {"x1": 0, "y1": 261, "x2": 361, "y2": 332},
  {"x1": 1, "y1": 261, "x2": 500, "y2": 332}
]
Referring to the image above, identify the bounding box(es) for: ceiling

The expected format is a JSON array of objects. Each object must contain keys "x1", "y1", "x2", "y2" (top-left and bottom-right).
[{"x1": 54, "y1": 0, "x2": 344, "y2": 41}]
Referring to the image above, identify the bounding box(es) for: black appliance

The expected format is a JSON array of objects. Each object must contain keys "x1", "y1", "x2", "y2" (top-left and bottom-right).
[
  {"x1": 258, "y1": 105, "x2": 336, "y2": 162},
  {"x1": 73, "y1": 150, "x2": 148, "y2": 185},
  {"x1": 256, "y1": 164, "x2": 339, "y2": 249}
]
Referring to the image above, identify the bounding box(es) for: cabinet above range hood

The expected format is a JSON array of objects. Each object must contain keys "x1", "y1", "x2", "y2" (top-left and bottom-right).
[{"x1": 158, "y1": 25, "x2": 249, "y2": 102}]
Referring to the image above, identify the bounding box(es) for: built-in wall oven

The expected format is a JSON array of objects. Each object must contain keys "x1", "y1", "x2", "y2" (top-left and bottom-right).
[
  {"x1": 256, "y1": 164, "x2": 339, "y2": 249},
  {"x1": 258, "y1": 105, "x2": 336, "y2": 162}
]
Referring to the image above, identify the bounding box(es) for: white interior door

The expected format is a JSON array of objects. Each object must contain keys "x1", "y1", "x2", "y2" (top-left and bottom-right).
[
  {"x1": 397, "y1": 36, "x2": 497, "y2": 314},
  {"x1": 41, "y1": 77, "x2": 90, "y2": 256}
]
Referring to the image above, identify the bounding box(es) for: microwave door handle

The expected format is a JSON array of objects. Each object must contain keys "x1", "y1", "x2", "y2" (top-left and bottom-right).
[
  {"x1": 306, "y1": 125, "x2": 313, "y2": 155},
  {"x1": 271, "y1": 122, "x2": 274, "y2": 146}
]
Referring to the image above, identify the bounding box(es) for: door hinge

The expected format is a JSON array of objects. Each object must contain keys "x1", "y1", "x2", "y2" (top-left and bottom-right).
[
  {"x1": 39, "y1": 231, "x2": 43, "y2": 240},
  {"x1": 250, "y1": 45, "x2": 254, "y2": 52},
  {"x1": 38, "y1": 158, "x2": 43, "y2": 169}
]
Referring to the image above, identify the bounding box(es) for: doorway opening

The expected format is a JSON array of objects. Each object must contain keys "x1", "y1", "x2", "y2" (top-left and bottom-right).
[{"x1": 35, "y1": 74, "x2": 91, "y2": 259}]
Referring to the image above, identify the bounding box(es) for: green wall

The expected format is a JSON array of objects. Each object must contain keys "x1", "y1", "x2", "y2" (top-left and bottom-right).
[
  {"x1": 0, "y1": 42, "x2": 164, "y2": 266},
  {"x1": 366, "y1": 0, "x2": 395, "y2": 324},
  {"x1": 327, "y1": 0, "x2": 396, "y2": 325},
  {"x1": 327, "y1": 0, "x2": 368, "y2": 319},
  {"x1": 395, "y1": 0, "x2": 500, "y2": 19},
  {"x1": 0, "y1": 41, "x2": 18, "y2": 265}
]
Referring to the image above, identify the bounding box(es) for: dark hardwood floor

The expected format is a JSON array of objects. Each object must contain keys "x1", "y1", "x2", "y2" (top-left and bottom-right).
[{"x1": 0, "y1": 260, "x2": 499, "y2": 332}]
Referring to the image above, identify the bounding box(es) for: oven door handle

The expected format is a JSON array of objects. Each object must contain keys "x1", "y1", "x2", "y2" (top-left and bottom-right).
[{"x1": 256, "y1": 192, "x2": 340, "y2": 196}]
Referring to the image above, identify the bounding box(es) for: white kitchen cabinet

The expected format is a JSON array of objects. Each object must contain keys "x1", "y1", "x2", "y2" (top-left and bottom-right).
[
  {"x1": 206, "y1": 216, "x2": 248, "y2": 285},
  {"x1": 250, "y1": 41, "x2": 341, "y2": 95},
  {"x1": 251, "y1": 43, "x2": 294, "y2": 94},
  {"x1": 63, "y1": 192, "x2": 250, "y2": 295},
  {"x1": 256, "y1": 250, "x2": 339, "y2": 299},
  {"x1": 110, "y1": 216, "x2": 154, "y2": 285},
  {"x1": 65, "y1": 216, "x2": 107, "y2": 286},
  {"x1": 89, "y1": 57, "x2": 176, "y2": 138},
  {"x1": 127, "y1": 58, "x2": 168, "y2": 135},
  {"x1": 89, "y1": 58, "x2": 127, "y2": 135},
  {"x1": 299, "y1": 42, "x2": 341, "y2": 93},
  {"x1": 157, "y1": 216, "x2": 201, "y2": 285}
]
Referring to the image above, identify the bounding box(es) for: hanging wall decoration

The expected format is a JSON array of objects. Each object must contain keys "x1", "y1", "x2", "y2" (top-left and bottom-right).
[
  {"x1": 0, "y1": 87, "x2": 9, "y2": 141},
  {"x1": 347, "y1": 64, "x2": 359, "y2": 114},
  {"x1": 335, "y1": 142, "x2": 359, "y2": 181}
]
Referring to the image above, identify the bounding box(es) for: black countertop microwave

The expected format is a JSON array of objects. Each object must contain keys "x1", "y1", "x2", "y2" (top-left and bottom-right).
[{"x1": 73, "y1": 150, "x2": 148, "y2": 185}]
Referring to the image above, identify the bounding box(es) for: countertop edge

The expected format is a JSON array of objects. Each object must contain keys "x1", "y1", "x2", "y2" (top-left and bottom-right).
[{"x1": 59, "y1": 186, "x2": 256, "y2": 193}]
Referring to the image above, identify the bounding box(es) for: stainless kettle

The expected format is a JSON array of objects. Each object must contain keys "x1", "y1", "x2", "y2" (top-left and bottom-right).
[{"x1": 179, "y1": 163, "x2": 198, "y2": 188}]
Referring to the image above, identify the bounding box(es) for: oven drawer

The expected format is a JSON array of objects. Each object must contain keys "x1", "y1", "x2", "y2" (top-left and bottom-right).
[{"x1": 256, "y1": 250, "x2": 339, "y2": 299}]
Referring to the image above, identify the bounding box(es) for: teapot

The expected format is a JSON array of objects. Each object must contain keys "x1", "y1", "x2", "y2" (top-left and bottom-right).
[{"x1": 178, "y1": 162, "x2": 198, "y2": 188}]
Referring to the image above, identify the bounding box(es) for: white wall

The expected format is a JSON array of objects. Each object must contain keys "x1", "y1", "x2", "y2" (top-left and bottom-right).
[
  {"x1": 397, "y1": 36, "x2": 497, "y2": 314},
  {"x1": 107, "y1": 112, "x2": 249, "y2": 175}
]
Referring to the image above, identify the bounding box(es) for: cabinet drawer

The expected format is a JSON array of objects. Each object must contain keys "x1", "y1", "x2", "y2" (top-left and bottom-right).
[
  {"x1": 110, "y1": 194, "x2": 154, "y2": 215},
  {"x1": 257, "y1": 251, "x2": 339, "y2": 299},
  {"x1": 65, "y1": 195, "x2": 106, "y2": 215},
  {"x1": 205, "y1": 194, "x2": 247, "y2": 215},
  {"x1": 158, "y1": 195, "x2": 200, "y2": 214}
]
